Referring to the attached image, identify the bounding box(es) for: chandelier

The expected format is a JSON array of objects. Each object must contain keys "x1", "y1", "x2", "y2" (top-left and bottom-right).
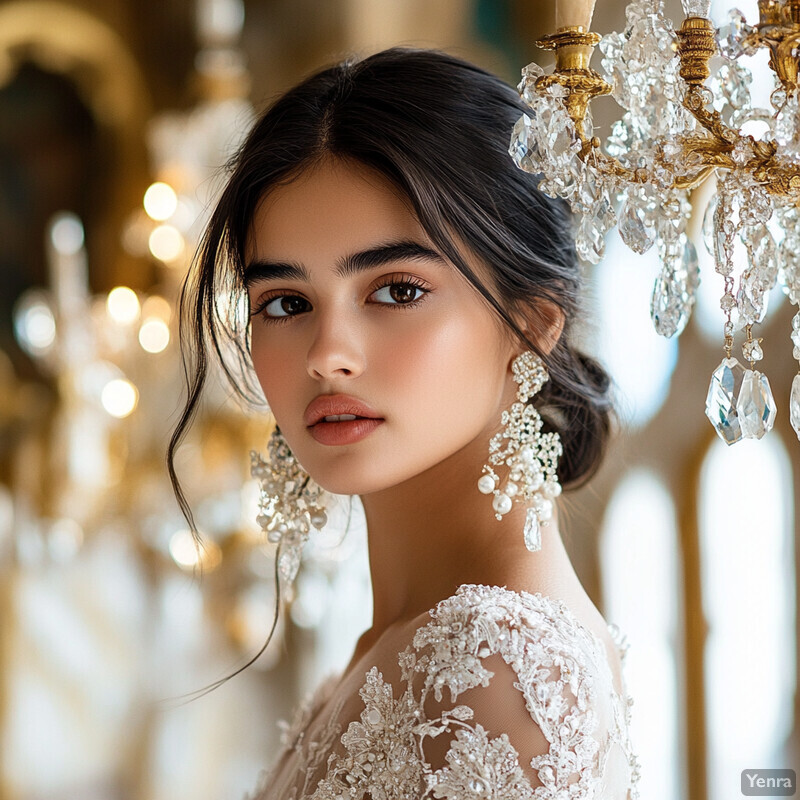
[{"x1": 509, "y1": 0, "x2": 800, "y2": 446}]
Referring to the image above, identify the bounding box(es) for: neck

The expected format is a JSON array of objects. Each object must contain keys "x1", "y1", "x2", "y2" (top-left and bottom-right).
[{"x1": 358, "y1": 433, "x2": 573, "y2": 637}]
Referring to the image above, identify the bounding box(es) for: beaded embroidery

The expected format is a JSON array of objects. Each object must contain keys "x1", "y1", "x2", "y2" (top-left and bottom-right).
[{"x1": 246, "y1": 584, "x2": 642, "y2": 799}]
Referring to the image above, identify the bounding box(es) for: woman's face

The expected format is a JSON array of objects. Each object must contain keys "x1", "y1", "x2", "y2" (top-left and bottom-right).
[{"x1": 244, "y1": 157, "x2": 523, "y2": 496}]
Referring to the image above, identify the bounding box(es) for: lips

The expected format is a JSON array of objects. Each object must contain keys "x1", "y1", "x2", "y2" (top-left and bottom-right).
[{"x1": 304, "y1": 394, "x2": 383, "y2": 427}]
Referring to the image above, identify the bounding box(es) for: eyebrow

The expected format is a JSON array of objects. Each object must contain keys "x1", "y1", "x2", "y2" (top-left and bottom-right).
[{"x1": 243, "y1": 240, "x2": 447, "y2": 289}]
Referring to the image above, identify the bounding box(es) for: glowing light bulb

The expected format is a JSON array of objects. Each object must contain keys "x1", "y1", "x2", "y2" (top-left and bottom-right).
[
  {"x1": 101, "y1": 378, "x2": 138, "y2": 418},
  {"x1": 143, "y1": 182, "x2": 178, "y2": 221},
  {"x1": 148, "y1": 224, "x2": 185, "y2": 263},
  {"x1": 107, "y1": 286, "x2": 140, "y2": 324},
  {"x1": 138, "y1": 317, "x2": 170, "y2": 353},
  {"x1": 50, "y1": 213, "x2": 85, "y2": 255}
]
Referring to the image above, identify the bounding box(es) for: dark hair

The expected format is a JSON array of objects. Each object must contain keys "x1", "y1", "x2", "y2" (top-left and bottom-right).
[{"x1": 165, "y1": 45, "x2": 617, "y2": 700}]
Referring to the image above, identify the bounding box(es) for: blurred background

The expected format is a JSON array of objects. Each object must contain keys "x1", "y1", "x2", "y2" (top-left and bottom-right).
[{"x1": 0, "y1": 0, "x2": 797, "y2": 798}]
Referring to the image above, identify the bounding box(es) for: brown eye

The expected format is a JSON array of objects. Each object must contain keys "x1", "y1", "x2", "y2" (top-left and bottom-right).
[
  {"x1": 391, "y1": 284, "x2": 418, "y2": 303},
  {"x1": 371, "y1": 280, "x2": 429, "y2": 306},
  {"x1": 252, "y1": 294, "x2": 310, "y2": 322}
]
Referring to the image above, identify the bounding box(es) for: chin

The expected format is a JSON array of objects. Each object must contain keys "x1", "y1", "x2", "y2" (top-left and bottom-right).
[
  {"x1": 306, "y1": 470, "x2": 391, "y2": 497},
  {"x1": 301, "y1": 458, "x2": 407, "y2": 495}
]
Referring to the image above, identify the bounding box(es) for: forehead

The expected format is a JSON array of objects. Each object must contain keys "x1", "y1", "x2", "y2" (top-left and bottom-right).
[{"x1": 246, "y1": 158, "x2": 430, "y2": 263}]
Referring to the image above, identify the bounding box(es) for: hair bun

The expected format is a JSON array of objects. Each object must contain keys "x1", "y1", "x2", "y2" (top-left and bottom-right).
[{"x1": 536, "y1": 345, "x2": 616, "y2": 491}]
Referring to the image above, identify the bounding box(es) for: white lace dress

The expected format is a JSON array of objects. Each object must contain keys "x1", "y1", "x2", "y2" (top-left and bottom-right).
[{"x1": 246, "y1": 584, "x2": 642, "y2": 799}]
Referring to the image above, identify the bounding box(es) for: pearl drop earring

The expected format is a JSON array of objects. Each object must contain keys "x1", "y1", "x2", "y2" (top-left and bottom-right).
[{"x1": 477, "y1": 350, "x2": 563, "y2": 552}]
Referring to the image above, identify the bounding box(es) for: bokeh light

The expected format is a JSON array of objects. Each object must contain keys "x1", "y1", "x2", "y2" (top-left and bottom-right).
[
  {"x1": 148, "y1": 224, "x2": 185, "y2": 263},
  {"x1": 106, "y1": 287, "x2": 141, "y2": 325},
  {"x1": 100, "y1": 378, "x2": 138, "y2": 418},
  {"x1": 143, "y1": 182, "x2": 178, "y2": 221},
  {"x1": 50, "y1": 213, "x2": 85, "y2": 256},
  {"x1": 138, "y1": 317, "x2": 170, "y2": 353},
  {"x1": 169, "y1": 530, "x2": 200, "y2": 568},
  {"x1": 13, "y1": 291, "x2": 56, "y2": 354},
  {"x1": 168, "y1": 529, "x2": 221, "y2": 571}
]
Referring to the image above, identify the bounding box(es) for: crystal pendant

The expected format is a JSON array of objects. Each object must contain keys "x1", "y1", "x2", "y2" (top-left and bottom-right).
[
  {"x1": 276, "y1": 527, "x2": 308, "y2": 583},
  {"x1": 702, "y1": 194, "x2": 717, "y2": 254},
  {"x1": 791, "y1": 373, "x2": 800, "y2": 442},
  {"x1": 718, "y1": 8, "x2": 754, "y2": 59},
  {"x1": 650, "y1": 237, "x2": 699, "y2": 337},
  {"x1": 742, "y1": 337, "x2": 763, "y2": 361},
  {"x1": 736, "y1": 279, "x2": 765, "y2": 328},
  {"x1": 509, "y1": 113, "x2": 539, "y2": 173},
  {"x1": 518, "y1": 62, "x2": 544, "y2": 105},
  {"x1": 548, "y1": 117, "x2": 575, "y2": 161},
  {"x1": 705, "y1": 356, "x2": 745, "y2": 445},
  {"x1": 651, "y1": 268, "x2": 676, "y2": 337},
  {"x1": 523, "y1": 506, "x2": 541, "y2": 552},
  {"x1": 738, "y1": 368, "x2": 777, "y2": 439},
  {"x1": 576, "y1": 213, "x2": 606, "y2": 263},
  {"x1": 619, "y1": 198, "x2": 655, "y2": 254},
  {"x1": 775, "y1": 92, "x2": 800, "y2": 159}
]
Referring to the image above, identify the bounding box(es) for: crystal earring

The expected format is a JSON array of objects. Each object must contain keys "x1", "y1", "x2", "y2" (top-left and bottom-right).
[
  {"x1": 250, "y1": 423, "x2": 331, "y2": 587},
  {"x1": 477, "y1": 350, "x2": 563, "y2": 552}
]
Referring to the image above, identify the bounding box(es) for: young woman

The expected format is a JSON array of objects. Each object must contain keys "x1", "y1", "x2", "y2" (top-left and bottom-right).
[{"x1": 169, "y1": 47, "x2": 642, "y2": 799}]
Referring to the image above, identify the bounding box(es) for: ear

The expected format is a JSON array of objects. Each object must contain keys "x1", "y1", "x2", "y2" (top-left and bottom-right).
[{"x1": 510, "y1": 297, "x2": 566, "y2": 358}]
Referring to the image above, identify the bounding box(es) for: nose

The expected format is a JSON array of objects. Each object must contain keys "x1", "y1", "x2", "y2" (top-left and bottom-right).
[{"x1": 305, "y1": 311, "x2": 366, "y2": 381}]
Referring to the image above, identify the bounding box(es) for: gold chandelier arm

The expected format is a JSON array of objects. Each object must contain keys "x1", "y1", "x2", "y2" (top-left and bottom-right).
[
  {"x1": 534, "y1": 66, "x2": 609, "y2": 125},
  {"x1": 678, "y1": 84, "x2": 800, "y2": 200},
  {"x1": 673, "y1": 16, "x2": 795, "y2": 193},
  {"x1": 681, "y1": 86, "x2": 731, "y2": 144},
  {"x1": 671, "y1": 166, "x2": 717, "y2": 190},
  {"x1": 773, "y1": 31, "x2": 800, "y2": 91},
  {"x1": 578, "y1": 137, "x2": 641, "y2": 182},
  {"x1": 753, "y1": 161, "x2": 800, "y2": 200}
]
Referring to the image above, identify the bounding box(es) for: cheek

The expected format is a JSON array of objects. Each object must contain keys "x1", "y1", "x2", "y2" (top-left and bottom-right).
[
  {"x1": 249, "y1": 327, "x2": 299, "y2": 407},
  {"x1": 385, "y1": 311, "x2": 504, "y2": 427}
]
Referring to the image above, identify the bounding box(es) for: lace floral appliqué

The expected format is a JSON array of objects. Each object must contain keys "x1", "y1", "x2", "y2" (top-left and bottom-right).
[{"x1": 249, "y1": 584, "x2": 642, "y2": 800}]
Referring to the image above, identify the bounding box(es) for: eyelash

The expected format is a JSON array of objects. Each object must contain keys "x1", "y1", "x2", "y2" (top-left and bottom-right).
[{"x1": 249, "y1": 274, "x2": 432, "y2": 325}]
